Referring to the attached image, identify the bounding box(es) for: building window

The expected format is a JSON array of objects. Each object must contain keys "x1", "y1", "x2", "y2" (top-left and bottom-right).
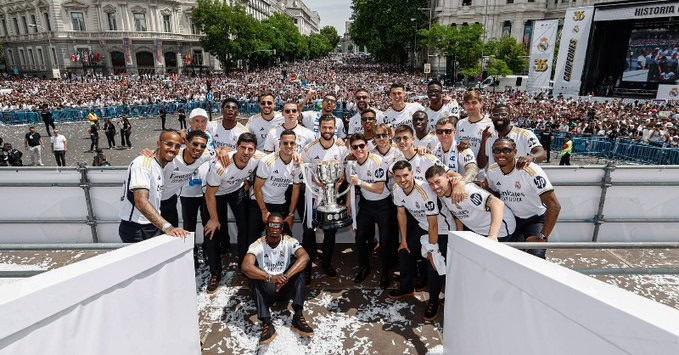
[
  {"x1": 523, "y1": 20, "x2": 534, "y2": 50},
  {"x1": 107, "y1": 13, "x2": 117, "y2": 30},
  {"x1": 133, "y1": 13, "x2": 147, "y2": 32},
  {"x1": 507, "y1": 0, "x2": 514, "y2": 3},
  {"x1": 19, "y1": 49, "x2": 25, "y2": 65},
  {"x1": 21, "y1": 16, "x2": 28, "y2": 34},
  {"x1": 191, "y1": 21, "x2": 199, "y2": 35},
  {"x1": 51, "y1": 47, "x2": 57, "y2": 65},
  {"x1": 162, "y1": 14, "x2": 171, "y2": 32},
  {"x1": 462, "y1": 0, "x2": 472, "y2": 6},
  {"x1": 37, "y1": 48, "x2": 44, "y2": 66},
  {"x1": 193, "y1": 50, "x2": 203, "y2": 66},
  {"x1": 7, "y1": 49, "x2": 13, "y2": 65},
  {"x1": 528, "y1": 0, "x2": 535, "y2": 2},
  {"x1": 71, "y1": 12, "x2": 86, "y2": 31},
  {"x1": 28, "y1": 48, "x2": 35, "y2": 66},
  {"x1": 12, "y1": 18, "x2": 19, "y2": 35},
  {"x1": 502, "y1": 20, "x2": 512, "y2": 37},
  {"x1": 1, "y1": 19, "x2": 7, "y2": 37},
  {"x1": 30, "y1": 15, "x2": 37, "y2": 32},
  {"x1": 43, "y1": 13, "x2": 51, "y2": 31}
]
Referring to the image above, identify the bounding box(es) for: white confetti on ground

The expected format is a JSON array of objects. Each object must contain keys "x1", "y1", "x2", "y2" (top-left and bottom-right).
[{"x1": 0, "y1": 263, "x2": 48, "y2": 271}]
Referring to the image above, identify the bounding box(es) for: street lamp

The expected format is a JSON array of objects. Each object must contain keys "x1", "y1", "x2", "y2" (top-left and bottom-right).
[
  {"x1": 411, "y1": 18, "x2": 416, "y2": 73},
  {"x1": 28, "y1": 23, "x2": 55, "y2": 70}
]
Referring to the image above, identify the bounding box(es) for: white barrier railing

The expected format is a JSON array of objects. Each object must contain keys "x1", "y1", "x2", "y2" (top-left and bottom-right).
[
  {"x1": 0, "y1": 164, "x2": 678, "y2": 243},
  {"x1": 443, "y1": 231, "x2": 679, "y2": 354},
  {"x1": 0, "y1": 235, "x2": 200, "y2": 355}
]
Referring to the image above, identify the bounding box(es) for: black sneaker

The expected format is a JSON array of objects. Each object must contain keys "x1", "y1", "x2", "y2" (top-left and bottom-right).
[
  {"x1": 424, "y1": 300, "x2": 439, "y2": 320},
  {"x1": 387, "y1": 289, "x2": 414, "y2": 300},
  {"x1": 207, "y1": 274, "x2": 221, "y2": 294},
  {"x1": 259, "y1": 322, "x2": 277, "y2": 345},
  {"x1": 291, "y1": 312, "x2": 314, "y2": 337},
  {"x1": 353, "y1": 267, "x2": 370, "y2": 283},
  {"x1": 322, "y1": 265, "x2": 338, "y2": 277}
]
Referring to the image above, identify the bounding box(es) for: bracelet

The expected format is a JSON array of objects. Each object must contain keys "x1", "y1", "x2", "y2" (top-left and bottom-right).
[{"x1": 161, "y1": 222, "x2": 172, "y2": 233}]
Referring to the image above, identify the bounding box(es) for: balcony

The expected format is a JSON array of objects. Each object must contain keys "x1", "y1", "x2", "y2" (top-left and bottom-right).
[{"x1": 3, "y1": 31, "x2": 203, "y2": 43}]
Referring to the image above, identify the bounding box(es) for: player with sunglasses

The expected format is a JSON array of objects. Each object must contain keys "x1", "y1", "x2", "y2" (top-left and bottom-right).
[
  {"x1": 207, "y1": 98, "x2": 249, "y2": 150},
  {"x1": 299, "y1": 91, "x2": 346, "y2": 139},
  {"x1": 347, "y1": 88, "x2": 385, "y2": 135},
  {"x1": 263, "y1": 101, "x2": 315, "y2": 153},
  {"x1": 485, "y1": 138, "x2": 561, "y2": 259},
  {"x1": 247, "y1": 92, "x2": 284, "y2": 150},
  {"x1": 430, "y1": 116, "x2": 478, "y2": 182},
  {"x1": 345, "y1": 133, "x2": 395, "y2": 287}
]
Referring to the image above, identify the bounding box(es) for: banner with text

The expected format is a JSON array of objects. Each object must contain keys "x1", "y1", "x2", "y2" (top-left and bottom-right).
[
  {"x1": 657, "y1": 84, "x2": 679, "y2": 100},
  {"x1": 553, "y1": 6, "x2": 595, "y2": 97},
  {"x1": 527, "y1": 20, "x2": 559, "y2": 93}
]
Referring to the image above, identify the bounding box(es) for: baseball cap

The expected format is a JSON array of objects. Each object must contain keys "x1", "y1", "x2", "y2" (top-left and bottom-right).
[{"x1": 189, "y1": 108, "x2": 208, "y2": 120}]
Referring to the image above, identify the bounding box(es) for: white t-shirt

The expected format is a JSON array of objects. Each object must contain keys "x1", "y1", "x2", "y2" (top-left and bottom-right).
[
  {"x1": 247, "y1": 235, "x2": 302, "y2": 275},
  {"x1": 301, "y1": 111, "x2": 346, "y2": 139},
  {"x1": 255, "y1": 152, "x2": 302, "y2": 204},
  {"x1": 440, "y1": 182, "x2": 516, "y2": 238},
  {"x1": 206, "y1": 151, "x2": 259, "y2": 196},
  {"x1": 483, "y1": 126, "x2": 542, "y2": 166},
  {"x1": 50, "y1": 134, "x2": 67, "y2": 151},
  {"x1": 390, "y1": 152, "x2": 445, "y2": 181},
  {"x1": 179, "y1": 161, "x2": 210, "y2": 198},
  {"x1": 425, "y1": 101, "x2": 460, "y2": 131},
  {"x1": 383, "y1": 102, "x2": 426, "y2": 129},
  {"x1": 119, "y1": 156, "x2": 164, "y2": 224},
  {"x1": 486, "y1": 162, "x2": 554, "y2": 219},
  {"x1": 347, "y1": 108, "x2": 386, "y2": 135},
  {"x1": 456, "y1": 115, "x2": 495, "y2": 157},
  {"x1": 393, "y1": 178, "x2": 453, "y2": 235},
  {"x1": 346, "y1": 153, "x2": 389, "y2": 201},
  {"x1": 161, "y1": 148, "x2": 213, "y2": 200},
  {"x1": 372, "y1": 145, "x2": 405, "y2": 191},
  {"x1": 414, "y1": 133, "x2": 438, "y2": 150},
  {"x1": 263, "y1": 124, "x2": 316, "y2": 153},
  {"x1": 432, "y1": 140, "x2": 477, "y2": 174},
  {"x1": 207, "y1": 121, "x2": 249, "y2": 149},
  {"x1": 247, "y1": 113, "x2": 284, "y2": 150}
]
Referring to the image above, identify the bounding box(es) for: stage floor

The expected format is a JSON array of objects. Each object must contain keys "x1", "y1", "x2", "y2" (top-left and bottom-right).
[{"x1": 1, "y1": 246, "x2": 678, "y2": 354}]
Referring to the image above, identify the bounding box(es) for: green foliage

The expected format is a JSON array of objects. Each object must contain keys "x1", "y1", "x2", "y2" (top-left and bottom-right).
[
  {"x1": 461, "y1": 58, "x2": 512, "y2": 78},
  {"x1": 192, "y1": 0, "x2": 334, "y2": 71},
  {"x1": 350, "y1": 0, "x2": 428, "y2": 64},
  {"x1": 320, "y1": 26, "x2": 341, "y2": 49},
  {"x1": 419, "y1": 23, "x2": 485, "y2": 70},
  {"x1": 484, "y1": 36, "x2": 528, "y2": 74}
]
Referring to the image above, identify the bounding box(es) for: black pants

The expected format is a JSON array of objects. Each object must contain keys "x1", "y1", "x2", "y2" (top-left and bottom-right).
[
  {"x1": 105, "y1": 133, "x2": 116, "y2": 148},
  {"x1": 89, "y1": 136, "x2": 99, "y2": 151},
  {"x1": 119, "y1": 220, "x2": 161, "y2": 243},
  {"x1": 181, "y1": 195, "x2": 209, "y2": 268},
  {"x1": 204, "y1": 191, "x2": 249, "y2": 276},
  {"x1": 178, "y1": 118, "x2": 187, "y2": 130},
  {"x1": 397, "y1": 214, "x2": 429, "y2": 293},
  {"x1": 559, "y1": 154, "x2": 571, "y2": 166},
  {"x1": 249, "y1": 199, "x2": 290, "y2": 244},
  {"x1": 252, "y1": 272, "x2": 305, "y2": 321},
  {"x1": 515, "y1": 214, "x2": 547, "y2": 259},
  {"x1": 160, "y1": 195, "x2": 179, "y2": 227},
  {"x1": 53, "y1": 150, "x2": 66, "y2": 166},
  {"x1": 121, "y1": 130, "x2": 132, "y2": 147},
  {"x1": 427, "y1": 235, "x2": 448, "y2": 302},
  {"x1": 43, "y1": 119, "x2": 55, "y2": 137},
  {"x1": 297, "y1": 188, "x2": 339, "y2": 270},
  {"x1": 355, "y1": 196, "x2": 397, "y2": 272}
]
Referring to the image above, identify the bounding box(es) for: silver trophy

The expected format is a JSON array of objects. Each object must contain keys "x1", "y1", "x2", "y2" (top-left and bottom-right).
[{"x1": 301, "y1": 160, "x2": 354, "y2": 230}]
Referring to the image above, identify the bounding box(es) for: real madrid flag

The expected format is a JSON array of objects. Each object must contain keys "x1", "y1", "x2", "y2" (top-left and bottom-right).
[{"x1": 527, "y1": 19, "x2": 559, "y2": 93}]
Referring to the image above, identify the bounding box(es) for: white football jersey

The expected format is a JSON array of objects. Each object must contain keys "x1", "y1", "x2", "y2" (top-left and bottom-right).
[
  {"x1": 162, "y1": 148, "x2": 213, "y2": 200},
  {"x1": 414, "y1": 133, "x2": 438, "y2": 150},
  {"x1": 425, "y1": 101, "x2": 460, "y2": 131},
  {"x1": 179, "y1": 161, "x2": 210, "y2": 198},
  {"x1": 390, "y1": 152, "x2": 445, "y2": 181},
  {"x1": 483, "y1": 126, "x2": 542, "y2": 167},
  {"x1": 207, "y1": 121, "x2": 249, "y2": 149},
  {"x1": 346, "y1": 153, "x2": 389, "y2": 201},
  {"x1": 206, "y1": 151, "x2": 259, "y2": 196},
  {"x1": 302, "y1": 139, "x2": 349, "y2": 168},
  {"x1": 263, "y1": 124, "x2": 316, "y2": 153},
  {"x1": 373, "y1": 145, "x2": 405, "y2": 191},
  {"x1": 301, "y1": 111, "x2": 346, "y2": 139},
  {"x1": 393, "y1": 179, "x2": 454, "y2": 235},
  {"x1": 246, "y1": 113, "x2": 284, "y2": 150},
  {"x1": 440, "y1": 183, "x2": 516, "y2": 238},
  {"x1": 119, "y1": 156, "x2": 164, "y2": 224},
  {"x1": 347, "y1": 108, "x2": 386, "y2": 135},
  {"x1": 247, "y1": 235, "x2": 302, "y2": 275},
  {"x1": 383, "y1": 102, "x2": 426, "y2": 129},
  {"x1": 456, "y1": 115, "x2": 495, "y2": 157},
  {"x1": 486, "y1": 162, "x2": 554, "y2": 219},
  {"x1": 255, "y1": 152, "x2": 302, "y2": 204},
  {"x1": 431, "y1": 140, "x2": 477, "y2": 174}
]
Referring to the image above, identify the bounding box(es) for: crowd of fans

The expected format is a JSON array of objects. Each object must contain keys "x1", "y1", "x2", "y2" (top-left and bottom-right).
[{"x1": 0, "y1": 54, "x2": 677, "y2": 165}]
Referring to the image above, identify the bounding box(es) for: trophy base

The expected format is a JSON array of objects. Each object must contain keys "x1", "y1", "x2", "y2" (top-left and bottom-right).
[{"x1": 314, "y1": 208, "x2": 352, "y2": 230}]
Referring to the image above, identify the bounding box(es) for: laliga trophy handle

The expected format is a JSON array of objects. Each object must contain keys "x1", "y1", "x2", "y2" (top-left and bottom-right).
[
  {"x1": 300, "y1": 163, "x2": 323, "y2": 198},
  {"x1": 335, "y1": 161, "x2": 356, "y2": 198}
]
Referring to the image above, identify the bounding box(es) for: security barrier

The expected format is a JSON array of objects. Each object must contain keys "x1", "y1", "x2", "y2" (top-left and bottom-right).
[{"x1": 0, "y1": 163, "x2": 678, "y2": 244}]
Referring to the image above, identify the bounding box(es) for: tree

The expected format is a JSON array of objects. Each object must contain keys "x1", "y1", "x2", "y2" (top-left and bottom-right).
[
  {"x1": 462, "y1": 58, "x2": 512, "y2": 78},
  {"x1": 419, "y1": 23, "x2": 485, "y2": 72},
  {"x1": 307, "y1": 33, "x2": 332, "y2": 59},
  {"x1": 320, "y1": 26, "x2": 341, "y2": 50},
  {"x1": 484, "y1": 36, "x2": 528, "y2": 74},
  {"x1": 261, "y1": 13, "x2": 305, "y2": 62},
  {"x1": 350, "y1": 0, "x2": 428, "y2": 65}
]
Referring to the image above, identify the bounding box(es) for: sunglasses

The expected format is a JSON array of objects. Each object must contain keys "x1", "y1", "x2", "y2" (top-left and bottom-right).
[
  {"x1": 260, "y1": 101, "x2": 273, "y2": 106},
  {"x1": 281, "y1": 141, "x2": 296, "y2": 147},
  {"x1": 492, "y1": 147, "x2": 514, "y2": 155},
  {"x1": 355, "y1": 95, "x2": 369, "y2": 100},
  {"x1": 267, "y1": 222, "x2": 283, "y2": 229},
  {"x1": 284, "y1": 108, "x2": 298, "y2": 113},
  {"x1": 393, "y1": 136, "x2": 411, "y2": 143},
  {"x1": 361, "y1": 116, "x2": 376, "y2": 121},
  {"x1": 351, "y1": 143, "x2": 366, "y2": 150},
  {"x1": 491, "y1": 112, "x2": 510, "y2": 117},
  {"x1": 191, "y1": 142, "x2": 207, "y2": 149},
  {"x1": 375, "y1": 134, "x2": 389, "y2": 139},
  {"x1": 436, "y1": 129, "x2": 453, "y2": 135}
]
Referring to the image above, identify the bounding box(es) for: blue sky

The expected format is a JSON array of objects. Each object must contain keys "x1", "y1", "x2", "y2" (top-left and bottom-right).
[{"x1": 305, "y1": 0, "x2": 352, "y2": 35}]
